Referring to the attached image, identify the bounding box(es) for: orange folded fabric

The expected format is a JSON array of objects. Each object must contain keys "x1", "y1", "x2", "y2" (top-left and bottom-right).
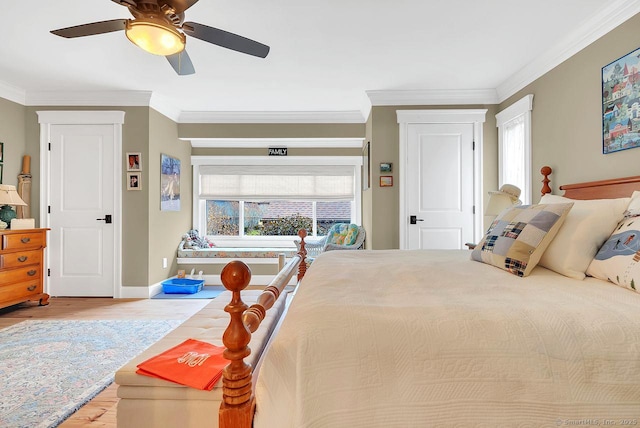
[{"x1": 136, "y1": 338, "x2": 228, "y2": 390}]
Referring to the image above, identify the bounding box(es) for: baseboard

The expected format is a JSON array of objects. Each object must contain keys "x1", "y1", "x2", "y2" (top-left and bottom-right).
[{"x1": 118, "y1": 274, "x2": 294, "y2": 299}]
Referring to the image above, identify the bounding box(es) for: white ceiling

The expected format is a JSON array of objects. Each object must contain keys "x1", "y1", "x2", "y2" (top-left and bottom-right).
[{"x1": 1, "y1": 0, "x2": 638, "y2": 122}]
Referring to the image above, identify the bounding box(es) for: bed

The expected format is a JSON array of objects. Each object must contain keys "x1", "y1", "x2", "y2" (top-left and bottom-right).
[{"x1": 218, "y1": 167, "x2": 640, "y2": 427}]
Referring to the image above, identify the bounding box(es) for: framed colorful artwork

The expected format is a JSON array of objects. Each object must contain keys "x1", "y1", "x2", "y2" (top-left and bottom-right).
[
  {"x1": 602, "y1": 46, "x2": 640, "y2": 154},
  {"x1": 161, "y1": 154, "x2": 180, "y2": 211}
]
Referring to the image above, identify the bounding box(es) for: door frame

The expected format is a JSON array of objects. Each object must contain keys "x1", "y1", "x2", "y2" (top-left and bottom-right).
[
  {"x1": 397, "y1": 109, "x2": 487, "y2": 250},
  {"x1": 37, "y1": 110, "x2": 124, "y2": 297}
]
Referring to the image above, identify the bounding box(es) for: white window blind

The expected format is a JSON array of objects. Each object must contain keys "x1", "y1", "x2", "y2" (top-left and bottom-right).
[{"x1": 199, "y1": 165, "x2": 355, "y2": 201}]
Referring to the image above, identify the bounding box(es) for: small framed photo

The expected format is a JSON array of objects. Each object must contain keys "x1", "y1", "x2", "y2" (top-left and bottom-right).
[
  {"x1": 127, "y1": 172, "x2": 141, "y2": 190},
  {"x1": 126, "y1": 152, "x2": 142, "y2": 171},
  {"x1": 0, "y1": 142, "x2": 4, "y2": 162},
  {"x1": 380, "y1": 176, "x2": 393, "y2": 187},
  {"x1": 0, "y1": 164, "x2": 3, "y2": 184},
  {"x1": 380, "y1": 162, "x2": 392, "y2": 173}
]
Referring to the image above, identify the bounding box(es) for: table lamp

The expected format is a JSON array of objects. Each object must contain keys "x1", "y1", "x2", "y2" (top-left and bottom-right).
[
  {"x1": 0, "y1": 184, "x2": 27, "y2": 228},
  {"x1": 485, "y1": 184, "x2": 522, "y2": 222}
]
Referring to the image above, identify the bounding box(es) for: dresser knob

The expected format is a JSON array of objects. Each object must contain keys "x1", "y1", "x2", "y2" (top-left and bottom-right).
[
  {"x1": 21, "y1": 237, "x2": 31, "y2": 244},
  {"x1": 27, "y1": 285, "x2": 36, "y2": 291},
  {"x1": 17, "y1": 256, "x2": 28, "y2": 262},
  {"x1": 27, "y1": 270, "x2": 37, "y2": 276}
]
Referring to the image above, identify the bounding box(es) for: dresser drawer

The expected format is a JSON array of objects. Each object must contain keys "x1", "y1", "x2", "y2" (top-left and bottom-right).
[
  {"x1": 2, "y1": 232, "x2": 45, "y2": 252},
  {"x1": 0, "y1": 280, "x2": 42, "y2": 301},
  {"x1": 0, "y1": 249, "x2": 41, "y2": 269},
  {"x1": 0, "y1": 265, "x2": 41, "y2": 285}
]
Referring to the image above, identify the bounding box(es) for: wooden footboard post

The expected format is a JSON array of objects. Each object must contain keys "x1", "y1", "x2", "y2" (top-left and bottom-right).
[
  {"x1": 219, "y1": 261, "x2": 254, "y2": 428},
  {"x1": 297, "y1": 228, "x2": 307, "y2": 281}
]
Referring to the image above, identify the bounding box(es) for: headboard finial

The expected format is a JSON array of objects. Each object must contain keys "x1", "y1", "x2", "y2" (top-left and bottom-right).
[{"x1": 541, "y1": 166, "x2": 552, "y2": 196}]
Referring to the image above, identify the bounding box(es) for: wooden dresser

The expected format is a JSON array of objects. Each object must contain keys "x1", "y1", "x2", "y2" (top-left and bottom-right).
[{"x1": 0, "y1": 228, "x2": 49, "y2": 309}]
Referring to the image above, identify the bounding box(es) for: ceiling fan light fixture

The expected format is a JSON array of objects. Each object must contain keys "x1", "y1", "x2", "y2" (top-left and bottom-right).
[{"x1": 125, "y1": 19, "x2": 185, "y2": 56}]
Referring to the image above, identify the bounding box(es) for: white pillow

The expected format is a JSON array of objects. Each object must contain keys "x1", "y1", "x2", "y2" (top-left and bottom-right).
[
  {"x1": 624, "y1": 190, "x2": 640, "y2": 217},
  {"x1": 538, "y1": 194, "x2": 631, "y2": 279}
]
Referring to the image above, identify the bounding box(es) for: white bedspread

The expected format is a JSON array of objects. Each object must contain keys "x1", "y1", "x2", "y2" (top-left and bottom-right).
[{"x1": 254, "y1": 250, "x2": 640, "y2": 427}]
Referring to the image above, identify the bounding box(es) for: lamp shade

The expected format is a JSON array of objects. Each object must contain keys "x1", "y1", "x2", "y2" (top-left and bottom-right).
[
  {"x1": 0, "y1": 185, "x2": 27, "y2": 228},
  {"x1": 0, "y1": 185, "x2": 27, "y2": 206},
  {"x1": 485, "y1": 193, "x2": 516, "y2": 216},
  {"x1": 485, "y1": 184, "x2": 522, "y2": 217}
]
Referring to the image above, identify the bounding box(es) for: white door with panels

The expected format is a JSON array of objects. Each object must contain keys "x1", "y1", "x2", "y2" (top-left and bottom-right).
[
  {"x1": 39, "y1": 111, "x2": 123, "y2": 297},
  {"x1": 398, "y1": 110, "x2": 485, "y2": 250}
]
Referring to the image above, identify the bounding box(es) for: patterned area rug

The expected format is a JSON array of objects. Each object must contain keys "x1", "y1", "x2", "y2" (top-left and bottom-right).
[{"x1": 0, "y1": 319, "x2": 182, "y2": 428}]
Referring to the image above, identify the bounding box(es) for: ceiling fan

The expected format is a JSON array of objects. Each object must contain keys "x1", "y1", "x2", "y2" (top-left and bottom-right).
[{"x1": 50, "y1": 0, "x2": 270, "y2": 75}]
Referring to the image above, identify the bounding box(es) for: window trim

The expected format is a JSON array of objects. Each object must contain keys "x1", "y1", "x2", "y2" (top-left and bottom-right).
[
  {"x1": 496, "y1": 94, "x2": 534, "y2": 204},
  {"x1": 191, "y1": 156, "x2": 363, "y2": 247}
]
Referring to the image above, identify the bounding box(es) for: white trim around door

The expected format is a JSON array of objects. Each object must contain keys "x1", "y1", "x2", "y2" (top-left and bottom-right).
[
  {"x1": 397, "y1": 109, "x2": 487, "y2": 249},
  {"x1": 37, "y1": 110, "x2": 124, "y2": 297}
]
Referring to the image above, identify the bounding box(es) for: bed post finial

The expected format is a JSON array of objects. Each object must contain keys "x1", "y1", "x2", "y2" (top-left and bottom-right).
[
  {"x1": 541, "y1": 166, "x2": 552, "y2": 196},
  {"x1": 220, "y1": 261, "x2": 254, "y2": 428},
  {"x1": 297, "y1": 229, "x2": 308, "y2": 281}
]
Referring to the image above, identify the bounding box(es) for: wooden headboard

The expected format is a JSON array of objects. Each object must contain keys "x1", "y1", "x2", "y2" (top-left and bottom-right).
[{"x1": 541, "y1": 166, "x2": 640, "y2": 200}]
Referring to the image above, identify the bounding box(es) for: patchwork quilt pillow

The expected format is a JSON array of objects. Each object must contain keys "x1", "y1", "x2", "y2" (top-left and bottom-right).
[
  {"x1": 471, "y1": 203, "x2": 573, "y2": 277},
  {"x1": 586, "y1": 215, "x2": 640, "y2": 293},
  {"x1": 326, "y1": 223, "x2": 359, "y2": 246}
]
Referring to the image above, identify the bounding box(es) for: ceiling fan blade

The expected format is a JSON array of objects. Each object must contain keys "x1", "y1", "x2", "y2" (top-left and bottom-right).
[
  {"x1": 51, "y1": 19, "x2": 127, "y2": 38},
  {"x1": 160, "y1": 0, "x2": 199, "y2": 15},
  {"x1": 183, "y1": 21, "x2": 269, "y2": 58},
  {"x1": 166, "y1": 50, "x2": 195, "y2": 75}
]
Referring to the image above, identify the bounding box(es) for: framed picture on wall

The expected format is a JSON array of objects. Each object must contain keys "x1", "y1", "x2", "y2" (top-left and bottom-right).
[
  {"x1": 161, "y1": 154, "x2": 181, "y2": 211},
  {"x1": 380, "y1": 176, "x2": 393, "y2": 187},
  {"x1": 126, "y1": 152, "x2": 142, "y2": 171},
  {"x1": 602, "y1": 46, "x2": 640, "y2": 154},
  {"x1": 0, "y1": 142, "x2": 4, "y2": 162},
  {"x1": 127, "y1": 172, "x2": 141, "y2": 190}
]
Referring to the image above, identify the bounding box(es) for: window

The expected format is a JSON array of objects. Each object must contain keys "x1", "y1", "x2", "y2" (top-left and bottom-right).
[
  {"x1": 496, "y1": 94, "x2": 533, "y2": 204},
  {"x1": 192, "y1": 156, "x2": 362, "y2": 247}
]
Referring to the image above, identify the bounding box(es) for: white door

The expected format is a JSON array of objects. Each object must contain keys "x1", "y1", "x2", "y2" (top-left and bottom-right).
[
  {"x1": 405, "y1": 123, "x2": 475, "y2": 250},
  {"x1": 48, "y1": 124, "x2": 116, "y2": 296}
]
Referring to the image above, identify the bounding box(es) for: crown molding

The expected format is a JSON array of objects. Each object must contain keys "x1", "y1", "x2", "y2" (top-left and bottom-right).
[
  {"x1": 366, "y1": 89, "x2": 498, "y2": 106},
  {"x1": 367, "y1": 89, "x2": 499, "y2": 106},
  {"x1": 0, "y1": 81, "x2": 26, "y2": 105},
  {"x1": 149, "y1": 93, "x2": 182, "y2": 122},
  {"x1": 187, "y1": 137, "x2": 364, "y2": 148},
  {"x1": 178, "y1": 110, "x2": 366, "y2": 124},
  {"x1": 496, "y1": 0, "x2": 640, "y2": 102},
  {"x1": 24, "y1": 90, "x2": 153, "y2": 106}
]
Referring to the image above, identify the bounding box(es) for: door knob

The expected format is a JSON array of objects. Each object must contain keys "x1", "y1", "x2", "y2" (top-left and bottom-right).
[
  {"x1": 410, "y1": 215, "x2": 424, "y2": 225},
  {"x1": 96, "y1": 214, "x2": 112, "y2": 224}
]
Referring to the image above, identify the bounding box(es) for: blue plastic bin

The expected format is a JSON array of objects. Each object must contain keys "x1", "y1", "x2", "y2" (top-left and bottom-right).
[{"x1": 161, "y1": 278, "x2": 205, "y2": 294}]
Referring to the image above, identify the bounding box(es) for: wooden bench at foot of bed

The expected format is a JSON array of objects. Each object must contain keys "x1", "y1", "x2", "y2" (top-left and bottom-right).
[{"x1": 115, "y1": 230, "x2": 307, "y2": 428}]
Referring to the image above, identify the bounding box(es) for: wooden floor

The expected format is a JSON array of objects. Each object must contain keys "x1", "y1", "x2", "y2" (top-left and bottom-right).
[{"x1": 0, "y1": 297, "x2": 210, "y2": 427}]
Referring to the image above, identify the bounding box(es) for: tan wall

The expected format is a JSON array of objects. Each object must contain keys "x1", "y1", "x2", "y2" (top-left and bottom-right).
[
  {"x1": 179, "y1": 123, "x2": 364, "y2": 139},
  {"x1": 369, "y1": 105, "x2": 498, "y2": 249},
  {"x1": 0, "y1": 98, "x2": 26, "y2": 191},
  {"x1": 502, "y1": 13, "x2": 640, "y2": 199},
  {"x1": 148, "y1": 109, "x2": 193, "y2": 284}
]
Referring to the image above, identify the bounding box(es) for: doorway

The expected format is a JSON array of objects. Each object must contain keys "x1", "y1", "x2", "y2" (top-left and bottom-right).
[
  {"x1": 38, "y1": 111, "x2": 124, "y2": 297},
  {"x1": 397, "y1": 110, "x2": 486, "y2": 250}
]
